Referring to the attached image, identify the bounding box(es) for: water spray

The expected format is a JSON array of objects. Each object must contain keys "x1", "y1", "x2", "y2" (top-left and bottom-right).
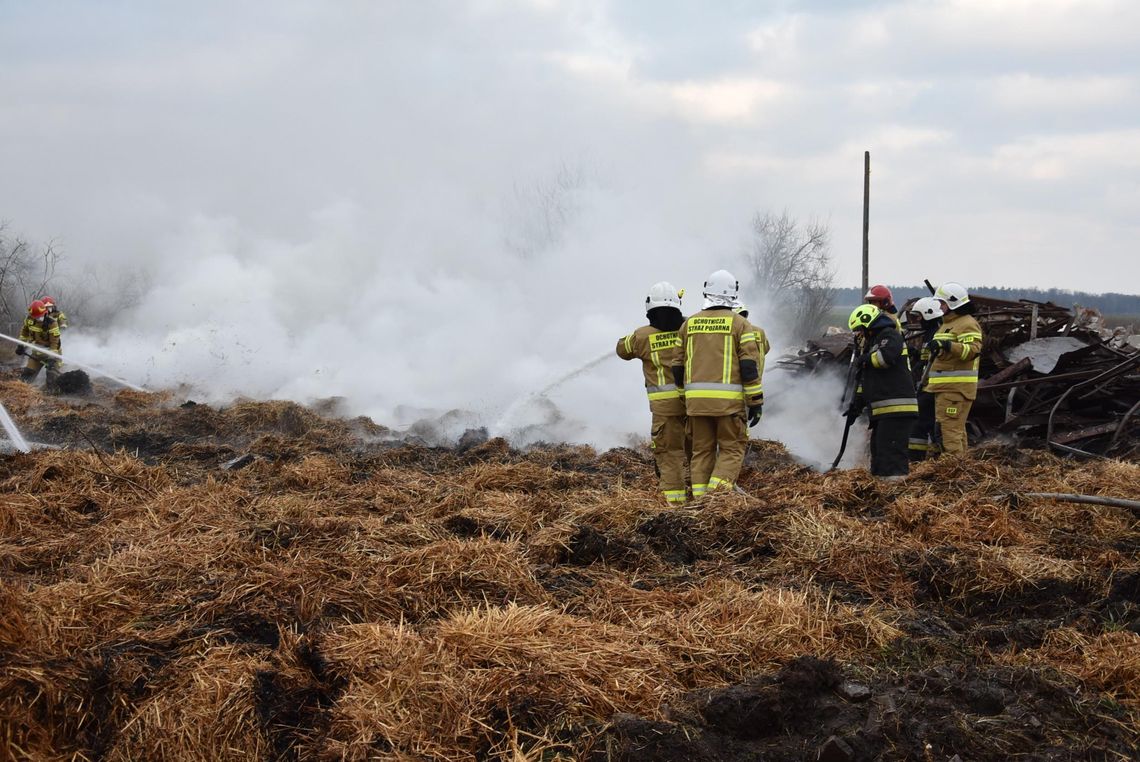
[
  {"x1": 491, "y1": 351, "x2": 615, "y2": 436},
  {"x1": 0, "y1": 402, "x2": 31, "y2": 453},
  {"x1": 0, "y1": 332, "x2": 146, "y2": 392}
]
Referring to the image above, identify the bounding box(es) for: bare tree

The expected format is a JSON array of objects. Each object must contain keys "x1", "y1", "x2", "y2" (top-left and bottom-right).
[
  {"x1": 0, "y1": 223, "x2": 64, "y2": 337},
  {"x1": 501, "y1": 162, "x2": 591, "y2": 260},
  {"x1": 743, "y1": 211, "x2": 836, "y2": 340}
]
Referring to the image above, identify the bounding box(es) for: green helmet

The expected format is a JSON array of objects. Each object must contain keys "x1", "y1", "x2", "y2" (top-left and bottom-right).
[{"x1": 848, "y1": 304, "x2": 881, "y2": 331}]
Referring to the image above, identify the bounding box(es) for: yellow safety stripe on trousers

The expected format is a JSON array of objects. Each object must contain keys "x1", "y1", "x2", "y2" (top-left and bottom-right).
[
  {"x1": 871, "y1": 403, "x2": 920, "y2": 416},
  {"x1": 708, "y1": 476, "x2": 733, "y2": 491},
  {"x1": 908, "y1": 438, "x2": 933, "y2": 451},
  {"x1": 722, "y1": 335, "x2": 732, "y2": 384},
  {"x1": 692, "y1": 483, "x2": 709, "y2": 497},
  {"x1": 663, "y1": 489, "x2": 687, "y2": 504},
  {"x1": 870, "y1": 349, "x2": 886, "y2": 369}
]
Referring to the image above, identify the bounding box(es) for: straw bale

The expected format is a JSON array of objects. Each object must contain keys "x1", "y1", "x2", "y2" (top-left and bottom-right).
[{"x1": 106, "y1": 645, "x2": 271, "y2": 761}]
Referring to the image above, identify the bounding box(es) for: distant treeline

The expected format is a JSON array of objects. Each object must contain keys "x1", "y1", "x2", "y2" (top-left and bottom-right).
[{"x1": 833, "y1": 286, "x2": 1140, "y2": 315}]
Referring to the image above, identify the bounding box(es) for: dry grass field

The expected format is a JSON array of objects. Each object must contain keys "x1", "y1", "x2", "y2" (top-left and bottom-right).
[{"x1": 2, "y1": 376, "x2": 1139, "y2": 760}]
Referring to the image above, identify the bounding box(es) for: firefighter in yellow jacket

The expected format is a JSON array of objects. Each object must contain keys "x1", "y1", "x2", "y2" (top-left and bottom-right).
[
  {"x1": 617, "y1": 282, "x2": 688, "y2": 506},
  {"x1": 672, "y1": 270, "x2": 764, "y2": 497},
  {"x1": 17, "y1": 299, "x2": 63, "y2": 387},
  {"x1": 923, "y1": 282, "x2": 983, "y2": 454}
]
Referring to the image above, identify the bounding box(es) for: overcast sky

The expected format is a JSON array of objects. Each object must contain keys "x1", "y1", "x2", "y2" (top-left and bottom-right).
[
  {"x1": 1, "y1": 0, "x2": 1138, "y2": 448},
  {"x1": 3, "y1": 0, "x2": 1138, "y2": 293}
]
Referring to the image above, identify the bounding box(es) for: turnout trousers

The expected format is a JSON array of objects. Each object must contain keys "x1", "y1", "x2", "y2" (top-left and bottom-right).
[
  {"x1": 909, "y1": 391, "x2": 939, "y2": 462},
  {"x1": 870, "y1": 417, "x2": 914, "y2": 477},
  {"x1": 934, "y1": 390, "x2": 974, "y2": 455},
  {"x1": 651, "y1": 413, "x2": 688, "y2": 505},
  {"x1": 688, "y1": 413, "x2": 746, "y2": 497},
  {"x1": 21, "y1": 354, "x2": 61, "y2": 387}
]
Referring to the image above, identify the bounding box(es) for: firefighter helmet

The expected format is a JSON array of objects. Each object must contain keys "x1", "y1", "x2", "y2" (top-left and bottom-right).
[
  {"x1": 911, "y1": 296, "x2": 943, "y2": 322},
  {"x1": 733, "y1": 301, "x2": 750, "y2": 319},
  {"x1": 935, "y1": 282, "x2": 970, "y2": 309},
  {"x1": 28, "y1": 300, "x2": 48, "y2": 319},
  {"x1": 864, "y1": 284, "x2": 894, "y2": 307},
  {"x1": 645, "y1": 282, "x2": 682, "y2": 311},
  {"x1": 42, "y1": 296, "x2": 57, "y2": 310},
  {"x1": 703, "y1": 270, "x2": 739, "y2": 299},
  {"x1": 848, "y1": 304, "x2": 880, "y2": 331}
]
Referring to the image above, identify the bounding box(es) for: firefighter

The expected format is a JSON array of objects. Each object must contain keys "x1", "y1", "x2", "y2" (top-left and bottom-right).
[
  {"x1": 907, "y1": 296, "x2": 944, "y2": 461},
  {"x1": 672, "y1": 270, "x2": 763, "y2": 497},
  {"x1": 846, "y1": 304, "x2": 918, "y2": 478},
  {"x1": 17, "y1": 299, "x2": 63, "y2": 387},
  {"x1": 864, "y1": 284, "x2": 902, "y2": 330},
  {"x1": 617, "y1": 282, "x2": 688, "y2": 506},
  {"x1": 924, "y1": 282, "x2": 983, "y2": 454},
  {"x1": 41, "y1": 296, "x2": 68, "y2": 330}
]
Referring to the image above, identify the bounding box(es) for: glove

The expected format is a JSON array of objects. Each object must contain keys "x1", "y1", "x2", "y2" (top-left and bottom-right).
[
  {"x1": 15, "y1": 345, "x2": 26, "y2": 356},
  {"x1": 844, "y1": 401, "x2": 863, "y2": 420},
  {"x1": 925, "y1": 338, "x2": 951, "y2": 356},
  {"x1": 747, "y1": 404, "x2": 763, "y2": 428}
]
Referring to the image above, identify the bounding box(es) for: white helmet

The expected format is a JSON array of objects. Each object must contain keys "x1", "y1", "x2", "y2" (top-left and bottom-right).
[
  {"x1": 732, "y1": 300, "x2": 749, "y2": 318},
  {"x1": 910, "y1": 296, "x2": 943, "y2": 322},
  {"x1": 935, "y1": 282, "x2": 970, "y2": 309},
  {"x1": 645, "y1": 281, "x2": 682, "y2": 310},
  {"x1": 703, "y1": 270, "x2": 738, "y2": 299}
]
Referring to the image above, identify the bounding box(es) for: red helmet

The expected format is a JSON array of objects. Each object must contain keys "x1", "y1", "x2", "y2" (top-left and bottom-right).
[
  {"x1": 28, "y1": 300, "x2": 48, "y2": 318},
  {"x1": 41, "y1": 296, "x2": 57, "y2": 308},
  {"x1": 864, "y1": 284, "x2": 894, "y2": 307}
]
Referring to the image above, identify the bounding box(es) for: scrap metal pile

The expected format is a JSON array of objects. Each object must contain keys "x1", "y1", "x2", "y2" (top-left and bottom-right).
[{"x1": 782, "y1": 296, "x2": 1140, "y2": 458}]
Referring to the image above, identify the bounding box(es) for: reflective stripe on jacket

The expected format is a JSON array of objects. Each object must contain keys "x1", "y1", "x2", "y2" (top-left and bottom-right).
[
  {"x1": 616, "y1": 325, "x2": 685, "y2": 416},
  {"x1": 19, "y1": 316, "x2": 61, "y2": 352},
  {"x1": 856, "y1": 315, "x2": 917, "y2": 419},
  {"x1": 675, "y1": 308, "x2": 763, "y2": 416},
  {"x1": 923, "y1": 311, "x2": 982, "y2": 400}
]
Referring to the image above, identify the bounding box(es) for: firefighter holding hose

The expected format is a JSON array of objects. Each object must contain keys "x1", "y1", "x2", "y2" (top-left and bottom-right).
[
  {"x1": 924, "y1": 282, "x2": 983, "y2": 454},
  {"x1": 617, "y1": 282, "x2": 689, "y2": 506},
  {"x1": 17, "y1": 299, "x2": 63, "y2": 388}
]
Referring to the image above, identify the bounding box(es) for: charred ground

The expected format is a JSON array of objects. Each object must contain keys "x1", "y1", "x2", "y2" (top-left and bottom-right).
[{"x1": 2, "y1": 374, "x2": 1140, "y2": 761}]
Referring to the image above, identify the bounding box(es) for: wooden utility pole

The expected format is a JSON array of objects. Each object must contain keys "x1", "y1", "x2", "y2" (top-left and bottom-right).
[{"x1": 862, "y1": 151, "x2": 870, "y2": 295}]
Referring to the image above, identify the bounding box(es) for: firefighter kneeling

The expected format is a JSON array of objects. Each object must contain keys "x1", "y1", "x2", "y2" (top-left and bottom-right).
[
  {"x1": 846, "y1": 304, "x2": 918, "y2": 478},
  {"x1": 17, "y1": 299, "x2": 63, "y2": 389}
]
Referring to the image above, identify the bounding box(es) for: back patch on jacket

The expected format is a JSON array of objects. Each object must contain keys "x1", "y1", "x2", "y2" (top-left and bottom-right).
[
  {"x1": 649, "y1": 331, "x2": 680, "y2": 352},
  {"x1": 687, "y1": 316, "x2": 733, "y2": 334}
]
